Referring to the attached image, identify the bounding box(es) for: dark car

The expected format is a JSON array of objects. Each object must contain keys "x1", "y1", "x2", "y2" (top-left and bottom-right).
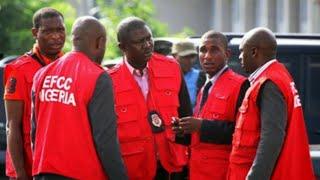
[
  {"x1": 154, "y1": 34, "x2": 320, "y2": 176},
  {"x1": 0, "y1": 55, "x2": 17, "y2": 167}
]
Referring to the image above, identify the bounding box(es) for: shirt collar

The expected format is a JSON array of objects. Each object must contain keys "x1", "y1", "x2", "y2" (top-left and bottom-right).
[
  {"x1": 248, "y1": 59, "x2": 277, "y2": 84},
  {"x1": 32, "y1": 43, "x2": 63, "y2": 65},
  {"x1": 124, "y1": 57, "x2": 148, "y2": 76},
  {"x1": 205, "y1": 65, "x2": 228, "y2": 84}
]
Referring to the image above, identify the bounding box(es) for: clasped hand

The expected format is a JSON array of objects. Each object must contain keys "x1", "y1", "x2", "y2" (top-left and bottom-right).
[{"x1": 171, "y1": 116, "x2": 202, "y2": 134}]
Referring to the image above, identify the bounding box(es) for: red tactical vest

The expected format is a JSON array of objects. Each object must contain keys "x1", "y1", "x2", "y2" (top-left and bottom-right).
[
  {"x1": 108, "y1": 53, "x2": 188, "y2": 180},
  {"x1": 32, "y1": 52, "x2": 108, "y2": 179},
  {"x1": 190, "y1": 69, "x2": 246, "y2": 180},
  {"x1": 4, "y1": 54, "x2": 43, "y2": 178},
  {"x1": 228, "y1": 61, "x2": 315, "y2": 180}
]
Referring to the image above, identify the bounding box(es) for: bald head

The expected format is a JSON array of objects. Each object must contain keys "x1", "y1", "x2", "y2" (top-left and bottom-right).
[
  {"x1": 242, "y1": 27, "x2": 277, "y2": 59},
  {"x1": 239, "y1": 27, "x2": 277, "y2": 73},
  {"x1": 72, "y1": 16, "x2": 107, "y2": 64}
]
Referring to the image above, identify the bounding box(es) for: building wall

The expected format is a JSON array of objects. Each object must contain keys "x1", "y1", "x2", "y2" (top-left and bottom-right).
[
  {"x1": 153, "y1": 0, "x2": 320, "y2": 34},
  {"x1": 152, "y1": 0, "x2": 213, "y2": 35},
  {"x1": 70, "y1": 0, "x2": 320, "y2": 34}
]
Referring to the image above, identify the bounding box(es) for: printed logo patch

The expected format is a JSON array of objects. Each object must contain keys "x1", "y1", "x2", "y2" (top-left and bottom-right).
[{"x1": 6, "y1": 77, "x2": 17, "y2": 94}]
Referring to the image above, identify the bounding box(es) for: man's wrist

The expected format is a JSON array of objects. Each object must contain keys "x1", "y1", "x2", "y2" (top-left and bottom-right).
[{"x1": 196, "y1": 118, "x2": 203, "y2": 131}]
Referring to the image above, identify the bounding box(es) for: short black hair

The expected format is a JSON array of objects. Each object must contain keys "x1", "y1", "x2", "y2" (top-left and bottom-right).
[
  {"x1": 33, "y1": 7, "x2": 64, "y2": 29},
  {"x1": 116, "y1": 16, "x2": 147, "y2": 43},
  {"x1": 201, "y1": 30, "x2": 228, "y2": 50}
]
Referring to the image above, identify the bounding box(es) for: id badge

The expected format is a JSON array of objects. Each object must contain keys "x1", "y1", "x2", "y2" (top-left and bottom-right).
[{"x1": 148, "y1": 111, "x2": 165, "y2": 133}]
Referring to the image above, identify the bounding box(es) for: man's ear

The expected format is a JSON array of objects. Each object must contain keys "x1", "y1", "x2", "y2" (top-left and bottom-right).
[
  {"x1": 31, "y1": 28, "x2": 38, "y2": 40},
  {"x1": 118, "y1": 42, "x2": 126, "y2": 52},
  {"x1": 252, "y1": 47, "x2": 258, "y2": 57},
  {"x1": 97, "y1": 36, "x2": 106, "y2": 49},
  {"x1": 225, "y1": 48, "x2": 232, "y2": 59}
]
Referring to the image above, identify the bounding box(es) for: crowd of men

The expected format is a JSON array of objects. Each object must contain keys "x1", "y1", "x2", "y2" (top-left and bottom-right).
[{"x1": 3, "y1": 7, "x2": 315, "y2": 180}]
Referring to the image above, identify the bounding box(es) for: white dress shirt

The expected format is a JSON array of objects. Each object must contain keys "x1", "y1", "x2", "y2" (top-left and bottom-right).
[
  {"x1": 204, "y1": 65, "x2": 228, "y2": 93},
  {"x1": 124, "y1": 59, "x2": 149, "y2": 100},
  {"x1": 248, "y1": 59, "x2": 277, "y2": 84}
]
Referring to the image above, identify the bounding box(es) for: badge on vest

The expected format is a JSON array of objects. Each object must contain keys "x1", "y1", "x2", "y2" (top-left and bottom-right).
[{"x1": 148, "y1": 111, "x2": 165, "y2": 133}]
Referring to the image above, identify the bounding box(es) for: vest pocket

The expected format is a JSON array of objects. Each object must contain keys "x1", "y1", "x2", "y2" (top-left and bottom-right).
[
  {"x1": 207, "y1": 93, "x2": 229, "y2": 118},
  {"x1": 116, "y1": 104, "x2": 141, "y2": 141},
  {"x1": 156, "y1": 89, "x2": 180, "y2": 107},
  {"x1": 234, "y1": 117, "x2": 260, "y2": 147},
  {"x1": 120, "y1": 140, "x2": 145, "y2": 155},
  {"x1": 165, "y1": 129, "x2": 188, "y2": 166},
  {"x1": 120, "y1": 141, "x2": 145, "y2": 178},
  {"x1": 237, "y1": 130, "x2": 260, "y2": 147},
  {"x1": 191, "y1": 149, "x2": 229, "y2": 179}
]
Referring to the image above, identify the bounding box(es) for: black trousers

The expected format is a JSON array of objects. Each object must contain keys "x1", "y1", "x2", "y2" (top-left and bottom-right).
[
  {"x1": 34, "y1": 173, "x2": 71, "y2": 180},
  {"x1": 33, "y1": 164, "x2": 188, "y2": 180},
  {"x1": 155, "y1": 161, "x2": 188, "y2": 180}
]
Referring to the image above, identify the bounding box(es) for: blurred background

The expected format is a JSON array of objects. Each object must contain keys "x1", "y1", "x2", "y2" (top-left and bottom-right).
[{"x1": 1, "y1": 0, "x2": 320, "y2": 61}]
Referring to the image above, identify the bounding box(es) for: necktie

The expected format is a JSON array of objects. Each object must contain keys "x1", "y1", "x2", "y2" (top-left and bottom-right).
[{"x1": 200, "y1": 81, "x2": 212, "y2": 110}]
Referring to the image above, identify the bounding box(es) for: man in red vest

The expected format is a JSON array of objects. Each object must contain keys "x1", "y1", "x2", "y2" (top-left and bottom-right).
[
  {"x1": 31, "y1": 16, "x2": 127, "y2": 180},
  {"x1": 107, "y1": 16, "x2": 192, "y2": 180},
  {"x1": 228, "y1": 27, "x2": 315, "y2": 180},
  {"x1": 173, "y1": 30, "x2": 249, "y2": 180},
  {"x1": 4, "y1": 7, "x2": 65, "y2": 180}
]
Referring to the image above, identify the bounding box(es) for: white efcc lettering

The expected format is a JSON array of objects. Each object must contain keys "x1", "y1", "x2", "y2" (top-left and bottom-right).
[
  {"x1": 290, "y1": 82, "x2": 301, "y2": 108},
  {"x1": 43, "y1": 76, "x2": 72, "y2": 90},
  {"x1": 39, "y1": 75, "x2": 76, "y2": 106}
]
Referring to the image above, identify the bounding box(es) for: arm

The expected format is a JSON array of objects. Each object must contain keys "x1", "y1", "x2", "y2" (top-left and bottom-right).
[
  {"x1": 31, "y1": 90, "x2": 36, "y2": 149},
  {"x1": 5, "y1": 100, "x2": 28, "y2": 179},
  {"x1": 199, "y1": 80, "x2": 250, "y2": 144},
  {"x1": 4, "y1": 66, "x2": 29, "y2": 179},
  {"x1": 175, "y1": 73, "x2": 193, "y2": 145},
  {"x1": 246, "y1": 80, "x2": 287, "y2": 180},
  {"x1": 178, "y1": 73, "x2": 193, "y2": 117},
  {"x1": 199, "y1": 120, "x2": 235, "y2": 144},
  {"x1": 88, "y1": 73, "x2": 128, "y2": 180}
]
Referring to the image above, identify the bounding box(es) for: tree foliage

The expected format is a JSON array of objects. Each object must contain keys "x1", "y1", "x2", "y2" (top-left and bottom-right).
[
  {"x1": 0, "y1": 0, "x2": 194, "y2": 60},
  {"x1": 96, "y1": 0, "x2": 170, "y2": 59}
]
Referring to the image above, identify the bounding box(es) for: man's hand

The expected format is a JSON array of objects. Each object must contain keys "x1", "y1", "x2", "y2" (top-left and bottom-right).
[
  {"x1": 172, "y1": 117, "x2": 184, "y2": 135},
  {"x1": 172, "y1": 116, "x2": 202, "y2": 134}
]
